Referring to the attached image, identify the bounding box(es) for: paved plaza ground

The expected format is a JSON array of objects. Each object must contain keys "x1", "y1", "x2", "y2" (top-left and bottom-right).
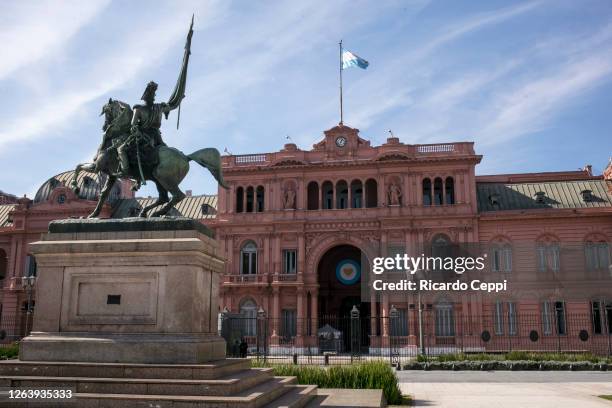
[{"x1": 397, "y1": 371, "x2": 612, "y2": 407}]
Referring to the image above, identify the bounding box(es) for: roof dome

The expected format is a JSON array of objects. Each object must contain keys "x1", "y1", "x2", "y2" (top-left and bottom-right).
[{"x1": 34, "y1": 170, "x2": 121, "y2": 204}]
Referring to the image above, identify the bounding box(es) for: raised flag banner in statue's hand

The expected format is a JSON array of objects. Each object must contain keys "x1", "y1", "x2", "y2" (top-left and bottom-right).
[{"x1": 342, "y1": 50, "x2": 369, "y2": 70}]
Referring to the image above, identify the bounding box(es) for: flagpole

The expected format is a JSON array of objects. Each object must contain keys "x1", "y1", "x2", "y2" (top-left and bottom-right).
[{"x1": 339, "y1": 39, "x2": 343, "y2": 125}]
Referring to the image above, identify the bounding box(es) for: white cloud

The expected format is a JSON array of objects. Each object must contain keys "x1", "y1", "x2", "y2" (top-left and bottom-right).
[{"x1": 0, "y1": 0, "x2": 111, "y2": 80}]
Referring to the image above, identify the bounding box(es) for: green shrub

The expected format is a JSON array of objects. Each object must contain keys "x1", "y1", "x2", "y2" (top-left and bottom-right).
[
  {"x1": 251, "y1": 361, "x2": 403, "y2": 405},
  {"x1": 425, "y1": 352, "x2": 604, "y2": 363},
  {"x1": 0, "y1": 342, "x2": 19, "y2": 360}
]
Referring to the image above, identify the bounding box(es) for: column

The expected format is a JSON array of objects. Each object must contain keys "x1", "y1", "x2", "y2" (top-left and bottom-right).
[
  {"x1": 370, "y1": 293, "x2": 378, "y2": 336},
  {"x1": 272, "y1": 287, "x2": 280, "y2": 338},
  {"x1": 382, "y1": 293, "x2": 389, "y2": 337},
  {"x1": 228, "y1": 185, "x2": 235, "y2": 214},
  {"x1": 296, "y1": 288, "x2": 304, "y2": 339},
  {"x1": 311, "y1": 290, "x2": 318, "y2": 339},
  {"x1": 331, "y1": 182, "x2": 336, "y2": 209},
  {"x1": 298, "y1": 235, "x2": 305, "y2": 279},
  {"x1": 318, "y1": 184, "x2": 323, "y2": 210},
  {"x1": 243, "y1": 187, "x2": 248, "y2": 213},
  {"x1": 362, "y1": 180, "x2": 366, "y2": 208},
  {"x1": 273, "y1": 235, "x2": 281, "y2": 275}
]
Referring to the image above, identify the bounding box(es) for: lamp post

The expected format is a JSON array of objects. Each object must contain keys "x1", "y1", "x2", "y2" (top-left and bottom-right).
[
  {"x1": 21, "y1": 275, "x2": 36, "y2": 335},
  {"x1": 405, "y1": 269, "x2": 427, "y2": 356}
]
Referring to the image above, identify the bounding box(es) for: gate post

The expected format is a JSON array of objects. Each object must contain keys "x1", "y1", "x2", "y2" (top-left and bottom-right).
[
  {"x1": 606, "y1": 307, "x2": 611, "y2": 358},
  {"x1": 256, "y1": 307, "x2": 268, "y2": 362},
  {"x1": 389, "y1": 305, "x2": 400, "y2": 367},
  {"x1": 350, "y1": 305, "x2": 361, "y2": 362}
]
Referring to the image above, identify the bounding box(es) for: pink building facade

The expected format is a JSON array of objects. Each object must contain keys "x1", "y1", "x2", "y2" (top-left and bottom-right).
[
  {"x1": 212, "y1": 125, "x2": 612, "y2": 354},
  {"x1": 0, "y1": 125, "x2": 611, "y2": 354}
]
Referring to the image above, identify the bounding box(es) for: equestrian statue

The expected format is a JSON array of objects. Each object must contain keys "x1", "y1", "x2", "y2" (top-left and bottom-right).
[{"x1": 70, "y1": 16, "x2": 227, "y2": 218}]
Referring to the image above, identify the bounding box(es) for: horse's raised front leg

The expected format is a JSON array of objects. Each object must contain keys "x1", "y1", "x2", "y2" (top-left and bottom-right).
[
  {"x1": 71, "y1": 162, "x2": 96, "y2": 195},
  {"x1": 88, "y1": 174, "x2": 116, "y2": 219},
  {"x1": 139, "y1": 180, "x2": 169, "y2": 218}
]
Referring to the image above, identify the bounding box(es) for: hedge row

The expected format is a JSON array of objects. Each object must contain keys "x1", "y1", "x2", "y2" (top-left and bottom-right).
[
  {"x1": 417, "y1": 351, "x2": 608, "y2": 363},
  {"x1": 404, "y1": 360, "x2": 611, "y2": 371}
]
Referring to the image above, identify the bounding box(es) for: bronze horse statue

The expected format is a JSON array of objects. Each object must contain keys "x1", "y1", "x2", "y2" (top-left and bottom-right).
[{"x1": 71, "y1": 99, "x2": 228, "y2": 218}]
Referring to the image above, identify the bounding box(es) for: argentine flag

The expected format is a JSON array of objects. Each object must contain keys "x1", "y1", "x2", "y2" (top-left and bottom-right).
[{"x1": 342, "y1": 50, "x2": 369, "y2": 70}]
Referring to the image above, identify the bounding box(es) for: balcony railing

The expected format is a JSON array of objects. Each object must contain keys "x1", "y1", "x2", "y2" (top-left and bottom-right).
[
  {"x1": 234, "y1": 154, "x2": 269, "y2": 166},
  {"x1": 276, "y1": 273, "x2": 297, "y2": 282},
  {"x1": 225, "y1": 274, "x2": 267, "y2": 283},
  {"x1": 417, "y1": 144, "x2": 455, "y2": 153}
]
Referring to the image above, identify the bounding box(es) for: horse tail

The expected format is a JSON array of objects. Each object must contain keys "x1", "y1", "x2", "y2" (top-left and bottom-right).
[{"x1": 187, "y1": 148, "x2": 229, "y2": 189}]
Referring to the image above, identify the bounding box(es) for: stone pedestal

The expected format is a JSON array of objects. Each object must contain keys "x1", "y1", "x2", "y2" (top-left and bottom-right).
[{"x1": 20, "y1": 217, "x2": 226, "y2": 364}]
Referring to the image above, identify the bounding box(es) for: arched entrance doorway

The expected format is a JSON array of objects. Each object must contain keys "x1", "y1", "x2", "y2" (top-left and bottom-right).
[{"x1": 317, "y1": 244, "x2": 370, "y2": 350}]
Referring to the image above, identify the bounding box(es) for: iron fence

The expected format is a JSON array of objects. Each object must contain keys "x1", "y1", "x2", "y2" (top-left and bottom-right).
[
  {"x1": 0, "y1": 313, "x2": 29, "y2": 347},
  {"x1": 220, "y1": 308, "x2": 612, "y2": 364}
]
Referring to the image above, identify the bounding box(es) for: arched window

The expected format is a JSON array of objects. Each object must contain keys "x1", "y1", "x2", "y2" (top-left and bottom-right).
[
  {"x1": 365, "y1": 179, "x2": 378, "y2": 208},
  {"x1": 322, "y1": 181, "x2": 334, "y2": 209},
  {"x1": 236, "y1": 187, "x2": 244, "y2": 213},
  {"x1": 240, "y1": 242, "x2": 257, "y2": 275},
  {"x1": 445, "y1": 177, "x2": 455, "y2": 205},
  {"x1": 240, "y1": 299, "x2": 257, "y2": 336},
  {"x1": 25, "y1": 254, "x2": 37, "y2": 277},
  {"x1": 256, "y1": 186, "x2": 265, "y2": 212},
  {"x1": 422, "y1": 178, "x2": 432, "y2": 206},
  {"x1": 350, "y1": 180, "x2": 363, "y2": 208},
  {"x1": 336, "y1": 180, "x2": 348, "y2": 209},
  {"x1": 0, "y1": 249, "x2": 7, "y2": 280},
  {"x1": 585, "y1": 240, "x2": 609, "y2": 271},
  {"x1": 433, "y1": 177, "x2": 443, "y2": 205},
  {"x1": 245, "y1": 187, "x2": 254, "y2": 213},
  {"x1": 307, "y1": 181, "x2": 319, "y2": 210}
]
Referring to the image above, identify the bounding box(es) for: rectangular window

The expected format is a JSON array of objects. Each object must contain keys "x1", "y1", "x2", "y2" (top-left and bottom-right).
[
  {"x1": 592, "y1": 301, "x2": 603, "y2": 335},
  {"x1": 391, "y1": 308, "x2": 408, "y2": 336},
  {"x1": 555, "y1": 301, "x2": 566, "y2": 335},
  {"x1": 283, "y1": 250, "x2": 297, "y2": 274},
  {"x1": 281, "y1": 309, "x2": 297, "y2": 338},
  {"x1": 494, "y1": 301, "x2": 504, "y2": 335},
  {"x1": 508, "y1": 302, "x2": 517, "y2": 336},
  {"x1": 435, "y1": 305, "x2": 455, "y2": 336},
  {"x1": 503, "y1": 247, "x2": 512, "y2": 272}
]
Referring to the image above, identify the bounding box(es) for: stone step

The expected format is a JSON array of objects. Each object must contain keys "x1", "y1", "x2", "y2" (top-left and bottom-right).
[
  {"x1": 0, "y1": 367, "x2": 274, "y2": 397},
  {"x1": 0, "y1": 376, "x2": 297, "y2": 408},
  {"x1": 0, "y1": 358, "x2": 249, "y2": 380},
  {"x1": 262, "y1": 384, "x2": 318, "y2": 408},
  {"x1": 305, "y1": 388, "x2": 386, "y2": 407}
]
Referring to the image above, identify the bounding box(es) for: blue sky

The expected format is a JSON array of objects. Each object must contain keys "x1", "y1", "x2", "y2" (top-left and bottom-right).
[{"x1": 1, "y1": 0, "x2": 611, "y2": 198}]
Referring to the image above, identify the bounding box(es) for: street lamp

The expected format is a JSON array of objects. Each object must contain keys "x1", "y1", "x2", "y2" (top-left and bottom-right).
[
  {"x1": 21, "y1": 275, "x2": 36, "y2": 335},
  {"x1": 405, "y1": 268, "x2": 427, "y2": 356}
]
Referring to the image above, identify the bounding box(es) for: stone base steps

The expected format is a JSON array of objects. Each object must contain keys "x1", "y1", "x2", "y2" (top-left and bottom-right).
[
  {"x1": 0, "y1": 367, "x2": 273, "y2": 396},
  {"x1": 0, "y1": 358, "x2": 249, "y2": 380},
  {"x1": 0, "y1": 359, "x2": 383, "y2": 407}
]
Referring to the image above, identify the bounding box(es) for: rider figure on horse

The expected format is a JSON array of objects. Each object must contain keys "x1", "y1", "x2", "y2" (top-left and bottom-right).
[{"x1": 117, "y1": 81, "x2": 181, "y2": 186}]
